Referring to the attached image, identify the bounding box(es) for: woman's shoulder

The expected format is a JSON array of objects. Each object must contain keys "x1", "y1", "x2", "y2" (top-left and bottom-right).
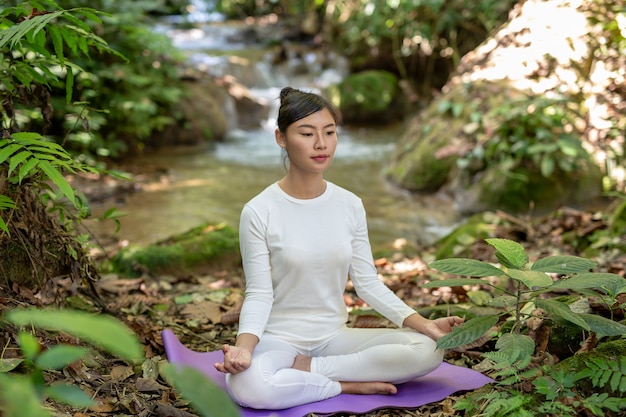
[
  {"x1": 326, "y1": 182, "x2": 363, "y2": 208},
  {"x1": 244, "y1": 183, "x2": 280, "y2": 208}
]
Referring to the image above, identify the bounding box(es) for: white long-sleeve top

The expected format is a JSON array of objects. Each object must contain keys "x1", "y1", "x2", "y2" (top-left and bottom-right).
[{"x1": 237, "y1": 181, "x2": 417, "y2": 349}]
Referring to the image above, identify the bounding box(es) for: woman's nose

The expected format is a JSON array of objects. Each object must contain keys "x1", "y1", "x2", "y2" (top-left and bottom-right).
[{"x1": 315, "y1": 134, "x2": 327, "y2": 149}]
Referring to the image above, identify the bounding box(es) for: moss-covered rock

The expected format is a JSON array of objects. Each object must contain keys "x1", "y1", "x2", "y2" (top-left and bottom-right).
[
  {"x1": 326, "y1": 70, "x2": 407, "y2": 124},
  {"x1": 552, "y1": 339, "x2": 626, "y2": 396},
  {"x1": 385, "y1": 81, "x2": 508, "y2": 192},
  {"x1": 105, "y1": 222, "x2": 240, "y2": 277}
]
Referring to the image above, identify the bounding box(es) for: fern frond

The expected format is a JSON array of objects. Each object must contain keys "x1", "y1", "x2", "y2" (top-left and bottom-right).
[
  {"x1": 580, "y1": 355, "x2": 626, "y2": 394},
  {"x1": 1, "y1": 132, "x2": 94, "y2": 207}
]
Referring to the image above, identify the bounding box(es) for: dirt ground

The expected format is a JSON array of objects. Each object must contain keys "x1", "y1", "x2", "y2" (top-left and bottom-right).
[{"x1": 1, "y1": 171, "x2": 625, "y2": 417}]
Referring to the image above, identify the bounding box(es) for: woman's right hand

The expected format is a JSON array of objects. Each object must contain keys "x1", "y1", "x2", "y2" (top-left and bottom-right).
[{"x1": 214, "y1": 344, "x2": 252, "y2": 375}]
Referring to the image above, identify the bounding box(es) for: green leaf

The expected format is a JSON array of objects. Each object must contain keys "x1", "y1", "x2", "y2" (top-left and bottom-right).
[
  {"x1": 45, "y1": 383, "x2": 94, "y2": 408},
  {"x1": 429, "y1": 259, "x2": 504, "y2": 277},
  {"x1": 0, "y1": 217, "x2": 8, "y2": 235},
  {"x1": 0, "y1": 373, "x2": 52, "y2": 417},
  {"x1": 486, "y1": 238, "x2": 528, "y2": 269},
  {"x1": 496, "y1": 333, "x2": 535, "y2": 358},
  {"x1": 18, "y1": 158, "x2": 39, "y2": 183},
  {"x1": 161, "y1": 364, "x2": 241, "y2": 417},
  {"x1": 0, "y1": 195, "x2": 16, "y2": 210},
  {"x1": 488, "y1": 295, "x2": 518, "y2": 309},
  {"x1": 507, "y1": 269, "x2": 553, "y2": 288},
  {"x1": 38, "y1": 160, "x2": 76, "y2": 204},
  {"x1": 534, "y1": 298, "x2": 590, "y2": 330},
  {"x1": 0, "y1": 143, "x2": 21, "y2": 164},
  {"x1": 35, "y1": 345, "x2": 87, "y2": 370},
  {"x1": 65, "y1": 65, "x2": 74, "y2": 103},
  {"x1": 422, "y1": 278, "x2": 488, "y2": 288},
  {"x1": 17, "y1": 332, "x2": 41, "y2": 361},
  {"x1": 467, "y1": 290, "x2": 493, "y2": 306},
  {"x1": 8, "y1": 150, "x2": 31, "y2": 177},
  {"x1": 540, "y1": 156, "x2": 555, "y2": 177},
  {"x1": 436, "y1": 315, "x2": 499, "y2": 350},
  {"x1": 10, "y1": 132, "x2": 43, "y2": 141},
  {"x1": 0, "y1": 358, "x2": 24, "y2": 373},
  {"x1": 531, "y1": 255, "x2": 597, "y2": 274},
  {"x1": 7, "y1": 309, "x2": 143, "y2": 363},
  {"x1": 47, "y1": 25, "x2": 65, "y2": 66},
  {"x1": 75, "y1": 9, "x2": 104, "y2": 23},
  {"x1": 549, "y1": 272, "x2": 626, "y2": 295},
  {"x1": 580, "y1": 313, "x2": 626, "y2": 338}
]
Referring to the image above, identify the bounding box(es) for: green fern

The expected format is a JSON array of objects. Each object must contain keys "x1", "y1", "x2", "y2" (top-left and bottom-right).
[
  {"x1": 580, "y1": 393, "x2": 626, "y2": 416},
  {"x1": 576, "y1": 355, "x2": 626, "y2": 394},
  {"x1": 0, "y1": 132, "x2": 96, "y2": 202},
  {"x1": 0, "y1": 132, "x2": 98, "y2": 234},
  {"x1": 0, "y1": 5, "x2": 122, "y2": 101},
  {"x1": 0, "y1": 195, "x2": 16, "y2": 234}
]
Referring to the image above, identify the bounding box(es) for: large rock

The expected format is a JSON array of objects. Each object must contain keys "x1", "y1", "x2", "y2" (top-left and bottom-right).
[
  {"x1": 326, "y1": 70, "x2": 408, "y2": 124},
  {"x1": 150, "y1": 74, "x2": 270, "y2": 147},
  {"x1": 385, "y1": 0, "x2": 623, "y2": 214}
]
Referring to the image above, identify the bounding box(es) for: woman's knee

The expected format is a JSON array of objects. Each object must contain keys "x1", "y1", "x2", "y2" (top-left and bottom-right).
[
  {"x1": 226, "y1": 372, "x2": 275, "y2": 409},
  {"x1": 408, "y1": 336, "x2": 444, "y2": 373}
]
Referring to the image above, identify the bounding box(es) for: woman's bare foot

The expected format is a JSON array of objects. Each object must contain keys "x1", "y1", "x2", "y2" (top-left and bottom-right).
[
  {"x1": 292, "y1": 354, "x2": 311, "y2": 372},
  {"x1": 340, "y1": 381, "x2": 397, "y2": 395}
]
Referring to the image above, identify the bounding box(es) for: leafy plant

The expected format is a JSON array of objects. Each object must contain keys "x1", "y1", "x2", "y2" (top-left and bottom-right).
[
  {"x1": 161, "y1": 365, "x2": 241, "y2": 417},
  {"x1": 426, "y1": 238, "x2": 626, "y2": 350},
  {"x1": 0, "y1": 308, "x2": 239, "y2": 417},
  {"x1": 1, "y1": 0, "x2": 185, "y2": 160},
  {"x1": 459, "y1": 96, "x2": 591, "y2": 180},
  {"x1": 0, "y1": 132, "x2": 97, "y2": 231},
  {"x1": 427, "y1": 238, "x2": 626, "y2": 416},
  {"x1": 0, "y1": 308, "x2": 143, "y2": 417}
]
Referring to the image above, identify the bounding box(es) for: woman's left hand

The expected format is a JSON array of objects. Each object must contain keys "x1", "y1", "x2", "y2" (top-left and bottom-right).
[{"x1": 421, "y1": 316, "x2": 464, "y2": 341}]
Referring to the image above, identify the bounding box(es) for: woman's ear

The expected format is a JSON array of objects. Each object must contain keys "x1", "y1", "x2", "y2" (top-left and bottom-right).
[{"x1": 275, "y1": 129, "x2": 286, "y2": 148}]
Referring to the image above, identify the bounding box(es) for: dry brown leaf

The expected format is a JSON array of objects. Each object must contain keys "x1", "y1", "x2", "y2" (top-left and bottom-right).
[
  {"x1": 136, "y1": 377, "x2": 169, "y2": 393},
  {"x1": 220, "y1": 308, "x2": 241, "y2": 325},
  {"x1": 153, "y1": 403, "x2": 198, "y2": 417},
  {"x1": 110, "y1": 365, "x2": 134, "y2": 382},
  {"x1": 89, "y1": 398, "x2": 116, "y2": 413},
  {"x1": 96, "y1": 277, "x2": 144, "y2": 294},
  {"x1": 180, "y1": 300, "x2": 222, "y2": 324}
]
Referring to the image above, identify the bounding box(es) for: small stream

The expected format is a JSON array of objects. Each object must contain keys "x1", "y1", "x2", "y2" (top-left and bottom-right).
[{"x1": 85, "y1": 6, "x2": 462, "y2": 255}]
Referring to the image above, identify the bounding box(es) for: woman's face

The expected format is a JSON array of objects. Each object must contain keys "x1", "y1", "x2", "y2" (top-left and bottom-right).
[{"x1": 275, "y1": 108, "x2": 338, "y2": 175}]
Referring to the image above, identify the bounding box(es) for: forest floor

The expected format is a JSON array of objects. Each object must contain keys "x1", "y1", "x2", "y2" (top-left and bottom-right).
[{"x1": 1, "y1": 171, "x2": 625, "y2": 417}]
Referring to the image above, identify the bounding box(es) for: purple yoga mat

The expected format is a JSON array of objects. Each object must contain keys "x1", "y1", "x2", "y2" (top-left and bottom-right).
[{"x1": 162, "y1": 329, "x2": 492, "y2": 417}]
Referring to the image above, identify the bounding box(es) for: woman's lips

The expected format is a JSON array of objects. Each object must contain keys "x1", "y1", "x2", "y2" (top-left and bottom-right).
[{"x1": 312, "y1": 155, "x2": 329, "y2": 162}]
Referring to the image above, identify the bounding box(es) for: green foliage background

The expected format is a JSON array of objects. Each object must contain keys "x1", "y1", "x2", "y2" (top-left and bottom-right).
[{"x1": 1, "y1": 0, "x2": 186, "y2": 161}]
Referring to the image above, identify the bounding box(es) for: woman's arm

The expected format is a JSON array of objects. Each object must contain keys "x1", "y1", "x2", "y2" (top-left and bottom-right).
[{"x1": 350, "y1": 203, "x2": 464, "y2": 338}]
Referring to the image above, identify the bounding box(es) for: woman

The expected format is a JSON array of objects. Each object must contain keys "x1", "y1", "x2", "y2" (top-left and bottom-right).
[{"x1": 214, "y1": 87, "x2": 463, "y2": 410}]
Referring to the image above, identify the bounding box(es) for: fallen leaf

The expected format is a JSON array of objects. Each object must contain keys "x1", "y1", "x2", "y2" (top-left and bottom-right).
[
  {"x1": 179, "y1": 300, "x2": 222, "y2": 324},
  {"x1": 110, "y1": 365, "x2": 134, "y2": 382},
  {"x1": 136, "y1": 377, "x2": 169, "y2": 393}
]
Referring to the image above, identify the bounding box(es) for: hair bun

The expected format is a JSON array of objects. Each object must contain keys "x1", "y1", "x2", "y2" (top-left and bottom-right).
[{"x1": 279, "y1": 87, "x2": 297, "y2": 101}]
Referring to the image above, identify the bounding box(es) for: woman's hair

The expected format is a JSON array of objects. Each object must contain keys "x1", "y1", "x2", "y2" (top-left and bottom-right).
[{"x1": 276, "y1": 87, "x2": 342, "y2": 133}]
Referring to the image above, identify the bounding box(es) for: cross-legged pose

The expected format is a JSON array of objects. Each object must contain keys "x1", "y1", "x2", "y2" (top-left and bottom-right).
[{"x1": 214, "y1": 87, "x2": 464, "y2": 410}]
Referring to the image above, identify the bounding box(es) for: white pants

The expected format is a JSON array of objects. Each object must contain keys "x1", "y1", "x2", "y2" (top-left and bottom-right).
[{"x1": 225, "y1": 327, "x2": 443, "y2": 410}]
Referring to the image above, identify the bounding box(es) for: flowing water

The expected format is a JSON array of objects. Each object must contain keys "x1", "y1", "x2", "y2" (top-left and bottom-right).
[{"x1": 85, "y1": 7, "x2": 462, "y2": 255}]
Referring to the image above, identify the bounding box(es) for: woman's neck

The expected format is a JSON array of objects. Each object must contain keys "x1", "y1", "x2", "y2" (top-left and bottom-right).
[{"x1": 278, "y1": 175, "x2": 326, "y2": 199}]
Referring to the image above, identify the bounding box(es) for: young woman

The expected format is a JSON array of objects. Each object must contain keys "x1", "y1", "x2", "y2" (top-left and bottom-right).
[{"x1": 214, "y1": 87, "x2": 463, "y2": 410}]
